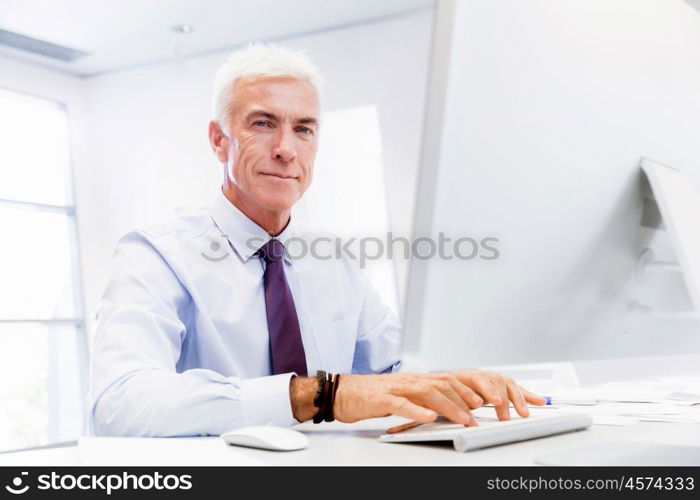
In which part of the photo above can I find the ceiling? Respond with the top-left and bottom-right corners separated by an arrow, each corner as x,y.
0,0 -> 433,77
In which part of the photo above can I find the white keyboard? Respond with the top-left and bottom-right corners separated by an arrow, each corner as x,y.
378,413 -> 593,452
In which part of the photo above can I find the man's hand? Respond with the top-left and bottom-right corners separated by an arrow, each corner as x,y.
448,370 -> 546,421
332,371 -> 546,425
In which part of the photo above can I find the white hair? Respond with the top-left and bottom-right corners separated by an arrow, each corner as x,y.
212,43 -> 324,134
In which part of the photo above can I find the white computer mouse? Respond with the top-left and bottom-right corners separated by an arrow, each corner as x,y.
221,426 -> 309,451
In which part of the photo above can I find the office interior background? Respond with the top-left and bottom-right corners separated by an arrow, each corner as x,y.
1,0 -> 700,452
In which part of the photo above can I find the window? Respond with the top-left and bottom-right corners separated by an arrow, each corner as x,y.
0,87 -> 86,451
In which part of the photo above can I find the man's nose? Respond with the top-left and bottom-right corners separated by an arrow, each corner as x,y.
271,128 -> 297,163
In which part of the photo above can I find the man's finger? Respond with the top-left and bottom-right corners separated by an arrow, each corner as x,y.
522,388 -> 547,406
464,373 -> 504,408
420,387 -> 473,425
467,373 -> 511,421
386,395 -> 437,423
492,379 -> 511,421
436,381 -> 480,424
428,372 -> 484,409
453,371 -> 522,420
507,381 -> 530,418
444,377 -> 484,409
435,381 -> 470,412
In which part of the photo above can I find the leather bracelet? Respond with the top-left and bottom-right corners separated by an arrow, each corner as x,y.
328,373 -> 341,422
324,373 -> 340,422
313,370 -> 340,424
313,370 -> 327,409
313,370 -> 328,424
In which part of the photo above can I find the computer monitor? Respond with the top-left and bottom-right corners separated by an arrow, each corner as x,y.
402,0 -> 700,369
641,159 -> 700,313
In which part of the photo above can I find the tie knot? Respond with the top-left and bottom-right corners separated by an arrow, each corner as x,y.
258,238 -> 285,263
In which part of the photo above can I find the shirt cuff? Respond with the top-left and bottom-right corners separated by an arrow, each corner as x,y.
239,372 -> 297,427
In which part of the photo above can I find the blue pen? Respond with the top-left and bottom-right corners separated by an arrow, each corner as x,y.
544,396 -> 598,406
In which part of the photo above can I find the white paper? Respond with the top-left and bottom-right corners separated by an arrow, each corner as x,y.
590,415 -> 638,426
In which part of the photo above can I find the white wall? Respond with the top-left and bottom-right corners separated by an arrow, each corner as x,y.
82,8 -> 433,325
411,0 -> 700,368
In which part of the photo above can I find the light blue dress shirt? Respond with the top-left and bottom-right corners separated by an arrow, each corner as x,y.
88,188 -> 402,437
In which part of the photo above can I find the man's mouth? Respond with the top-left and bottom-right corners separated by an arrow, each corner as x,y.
260,172 -> 298,180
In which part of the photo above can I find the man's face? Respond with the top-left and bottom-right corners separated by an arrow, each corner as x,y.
221,76 -> 319,212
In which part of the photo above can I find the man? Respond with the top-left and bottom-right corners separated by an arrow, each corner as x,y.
88,44 -> 544,436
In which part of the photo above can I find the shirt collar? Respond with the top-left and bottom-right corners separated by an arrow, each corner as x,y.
207,187 -> 295,264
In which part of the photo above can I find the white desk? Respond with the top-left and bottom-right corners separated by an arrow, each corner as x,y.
1,418 -> 698,466
2,354 -> 699,466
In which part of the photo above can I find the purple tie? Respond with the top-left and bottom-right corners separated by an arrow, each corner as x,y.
259,239 -> 307,376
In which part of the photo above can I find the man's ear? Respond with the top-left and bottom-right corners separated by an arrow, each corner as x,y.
208,120 -> 229,163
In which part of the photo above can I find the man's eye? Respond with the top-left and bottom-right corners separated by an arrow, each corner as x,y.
296,126 -> 313,135
253,121 -> 271,128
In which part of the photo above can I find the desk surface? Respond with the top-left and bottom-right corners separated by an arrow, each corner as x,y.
1,417 -> 698,466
